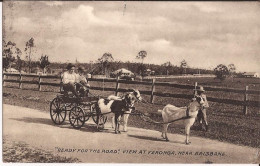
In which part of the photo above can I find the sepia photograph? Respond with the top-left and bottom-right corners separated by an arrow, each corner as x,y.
2,0 -> 260,164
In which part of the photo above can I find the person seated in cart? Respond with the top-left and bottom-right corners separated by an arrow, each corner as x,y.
61,63 -> 79,97
75,66 -> 90,97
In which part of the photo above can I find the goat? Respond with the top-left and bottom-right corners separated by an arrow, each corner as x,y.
107,89 -> 142,132
158,96 -> 205,145
96,90 -> 141,134
107,95 -> 123,129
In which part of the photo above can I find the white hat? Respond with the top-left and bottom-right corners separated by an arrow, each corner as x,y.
194,86 -> 205,92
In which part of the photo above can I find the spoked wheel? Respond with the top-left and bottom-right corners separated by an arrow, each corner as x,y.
69,106 -> 85,129
81,105 -> 91,122
91,104 -> 107,125
50,97 -> 67,125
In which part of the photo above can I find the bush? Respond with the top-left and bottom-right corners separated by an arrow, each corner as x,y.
214,64 -> 229,81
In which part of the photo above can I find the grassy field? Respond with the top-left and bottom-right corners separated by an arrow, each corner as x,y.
3,76 -> 260,148
3,136 -> 80,163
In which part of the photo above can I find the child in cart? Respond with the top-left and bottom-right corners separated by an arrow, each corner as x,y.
76,66 -> 90,97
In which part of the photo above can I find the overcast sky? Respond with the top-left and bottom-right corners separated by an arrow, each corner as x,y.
3,1 -> 260,73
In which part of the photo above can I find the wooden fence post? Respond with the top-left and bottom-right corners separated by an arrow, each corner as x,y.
115,76 -> 120,96
194,82 -> 198,96
38,75 -> 42,91
243,86 -> 248,115
4,74 -> 9,86
150,78 -> 156,103
3,74 -> 6,86
19,73 -> 23,89
60,75 -> 63,92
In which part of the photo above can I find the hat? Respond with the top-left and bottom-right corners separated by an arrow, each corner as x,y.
66,63 -> 75,70
194,86 -> 205,92
78,66 -> 85,72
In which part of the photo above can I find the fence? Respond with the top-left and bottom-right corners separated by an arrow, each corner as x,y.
3,72 -> 260,115
144,74 -> 215,79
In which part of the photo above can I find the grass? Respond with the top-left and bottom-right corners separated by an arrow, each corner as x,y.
3,76 -> 260,148
156,77 -> 260,89
3,136 -> 80,163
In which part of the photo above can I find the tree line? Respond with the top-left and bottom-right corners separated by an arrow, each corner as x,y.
3,38 -> 238,81
3,38 -> 50,73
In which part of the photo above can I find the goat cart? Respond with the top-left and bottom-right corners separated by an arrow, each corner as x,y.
49,94 -> 107,129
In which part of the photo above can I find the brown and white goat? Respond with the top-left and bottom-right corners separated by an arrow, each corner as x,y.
96,90 -> 141,134
158,96 -> 205,144
107,89 -> 142,132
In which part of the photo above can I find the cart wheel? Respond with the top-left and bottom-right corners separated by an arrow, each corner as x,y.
50,97 -> 67,125
69,106 -> 85,129
91,105 -> 107,125
82,105 -> 91,122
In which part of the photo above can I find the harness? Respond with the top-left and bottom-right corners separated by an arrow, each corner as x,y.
114,93 -> 137,111
122,97 -> 135,111
186,107 -> 190,118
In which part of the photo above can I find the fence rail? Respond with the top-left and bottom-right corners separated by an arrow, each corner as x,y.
3,73 -> 260,114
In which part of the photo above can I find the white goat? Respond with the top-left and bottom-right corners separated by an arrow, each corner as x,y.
158,96 -> 205,145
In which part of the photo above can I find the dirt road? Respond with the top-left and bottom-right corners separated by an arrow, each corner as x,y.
3,104 -> 259,163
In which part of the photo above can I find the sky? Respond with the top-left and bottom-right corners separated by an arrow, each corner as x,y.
3,1 -> 260,73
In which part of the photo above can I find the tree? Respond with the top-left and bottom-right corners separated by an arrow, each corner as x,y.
16,55 -> 23,72
14,48 -> 23,71
162,61 -> 172,75
180,59 -> 187,74
214,64 -> 229,81
136,50 -> 147,79
228,64 -> 236,82
136,50 -> 147,63
24,37 -> 35,73
137,64 -> 147,76
98,53 -> 114,77
38,55 -> 50,74
15,47 -> 22,57
3,41 -> 18,71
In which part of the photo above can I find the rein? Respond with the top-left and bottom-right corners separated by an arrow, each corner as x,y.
87,91 -> 100,99
140,98 -> 150,104
90,108 -> 194,125
128,110 -> 193,124
140,114 -> 192,124
121,109 -> 194,124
